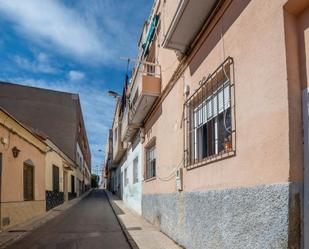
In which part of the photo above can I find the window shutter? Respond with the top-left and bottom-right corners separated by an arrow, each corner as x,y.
218,85 -> 230,113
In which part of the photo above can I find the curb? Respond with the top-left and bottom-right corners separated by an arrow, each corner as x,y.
104,190 -> 139,249
0,189 -> 93,249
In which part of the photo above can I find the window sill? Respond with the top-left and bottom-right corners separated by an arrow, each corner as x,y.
186,150 -> 236,170
144,177 -> 157,182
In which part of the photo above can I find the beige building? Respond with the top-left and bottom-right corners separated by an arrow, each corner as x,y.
0,107 -> 47,230
44,138 -> 75,210
0,82 -> 92,198
109,0 -> 309,248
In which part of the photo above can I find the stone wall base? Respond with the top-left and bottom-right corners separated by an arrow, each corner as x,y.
142,182 -> 302,249
0,200 -> 45,230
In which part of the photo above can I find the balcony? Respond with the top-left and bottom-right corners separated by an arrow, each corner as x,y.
112,122 -> 126,164
121,61 -> 161,142
162,0 -> 219,52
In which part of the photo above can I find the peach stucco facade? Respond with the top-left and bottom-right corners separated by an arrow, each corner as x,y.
0,108 -> 47,230
107,0 -> 308,247
142,0 -> 306,194
139,0 -> 308,248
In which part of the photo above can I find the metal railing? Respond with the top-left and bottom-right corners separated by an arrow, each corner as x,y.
129,60 -> 161,107
184,57 -> 235,168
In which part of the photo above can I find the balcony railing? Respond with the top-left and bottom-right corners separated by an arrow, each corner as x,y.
112,122 -> 126,164
121,61 -> 161,142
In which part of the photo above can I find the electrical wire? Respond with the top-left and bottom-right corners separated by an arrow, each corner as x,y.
157,156 -> 184,182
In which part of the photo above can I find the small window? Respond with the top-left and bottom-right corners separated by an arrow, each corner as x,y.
133,157 -> 139,183
124,168 -> 128,186
146,144 -> 156,179
24,163 -> 34,201
52,165 -> 60,192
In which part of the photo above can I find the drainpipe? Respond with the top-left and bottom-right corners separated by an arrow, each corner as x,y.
302,88 -> 309,249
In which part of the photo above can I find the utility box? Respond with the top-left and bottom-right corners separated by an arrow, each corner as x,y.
176,168 -> 183,191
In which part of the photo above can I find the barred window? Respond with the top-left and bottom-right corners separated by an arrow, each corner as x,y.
184,58 -> 235,167
146,144 -> 156,179
24,163 -> 34,201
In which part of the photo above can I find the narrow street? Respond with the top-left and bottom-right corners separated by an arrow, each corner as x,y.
6,190 -> 131,249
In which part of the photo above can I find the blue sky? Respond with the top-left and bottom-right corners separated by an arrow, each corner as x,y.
0,0 -> 153,175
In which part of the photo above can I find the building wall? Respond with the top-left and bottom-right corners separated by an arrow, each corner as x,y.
121,135 -> 142,214
45,149 -> 73,210
45,151 -> 65,192
0,111 -> 46,230
68,167 -> 83,198
141,0 -> 305,248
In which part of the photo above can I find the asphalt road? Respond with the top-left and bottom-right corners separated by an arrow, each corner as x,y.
6,190 -> 131,249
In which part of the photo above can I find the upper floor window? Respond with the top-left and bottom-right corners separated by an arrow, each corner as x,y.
184,58 -> 235,167
145,143 -> 156,179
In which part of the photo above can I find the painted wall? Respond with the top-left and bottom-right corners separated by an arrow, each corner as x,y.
0,110 -> 46,230
140,0 -> 306,248
143,0 -> 295,194
45,150 -> 65,192
121,135 -> 143,214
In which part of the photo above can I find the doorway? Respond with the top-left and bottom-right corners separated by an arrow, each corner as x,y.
63,171 -> 68,202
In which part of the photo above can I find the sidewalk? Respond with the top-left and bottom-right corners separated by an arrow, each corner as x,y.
105,190 -> 183,249
0,189 -> 92,249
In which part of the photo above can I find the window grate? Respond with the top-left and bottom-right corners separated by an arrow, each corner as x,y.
146,144 -> 156,179
184,57 -> 235,168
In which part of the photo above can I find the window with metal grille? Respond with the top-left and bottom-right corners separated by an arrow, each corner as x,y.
24,163 -> 34,201
184,57 -> 235,168
133,157 -> 139,183
52,165 -> 60,192
146,144 -> 156,179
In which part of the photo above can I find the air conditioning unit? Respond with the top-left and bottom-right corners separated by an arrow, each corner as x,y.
176,168 -> 183,191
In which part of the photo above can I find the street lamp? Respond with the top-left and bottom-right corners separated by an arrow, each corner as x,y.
107,90 -> 121,98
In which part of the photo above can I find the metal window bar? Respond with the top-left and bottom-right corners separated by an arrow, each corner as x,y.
184,57 -> 235,168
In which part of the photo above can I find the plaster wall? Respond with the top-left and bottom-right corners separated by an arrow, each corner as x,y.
45,151 -> 64,192
0,126 -> 46,202
121,137 -> 142,214
143,0 -> 293,195
0,113 -> 46,229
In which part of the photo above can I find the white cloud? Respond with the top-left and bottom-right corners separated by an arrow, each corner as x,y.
68,70 -> 85,82
13,52 -> 58,74
0,0 -> 105,62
